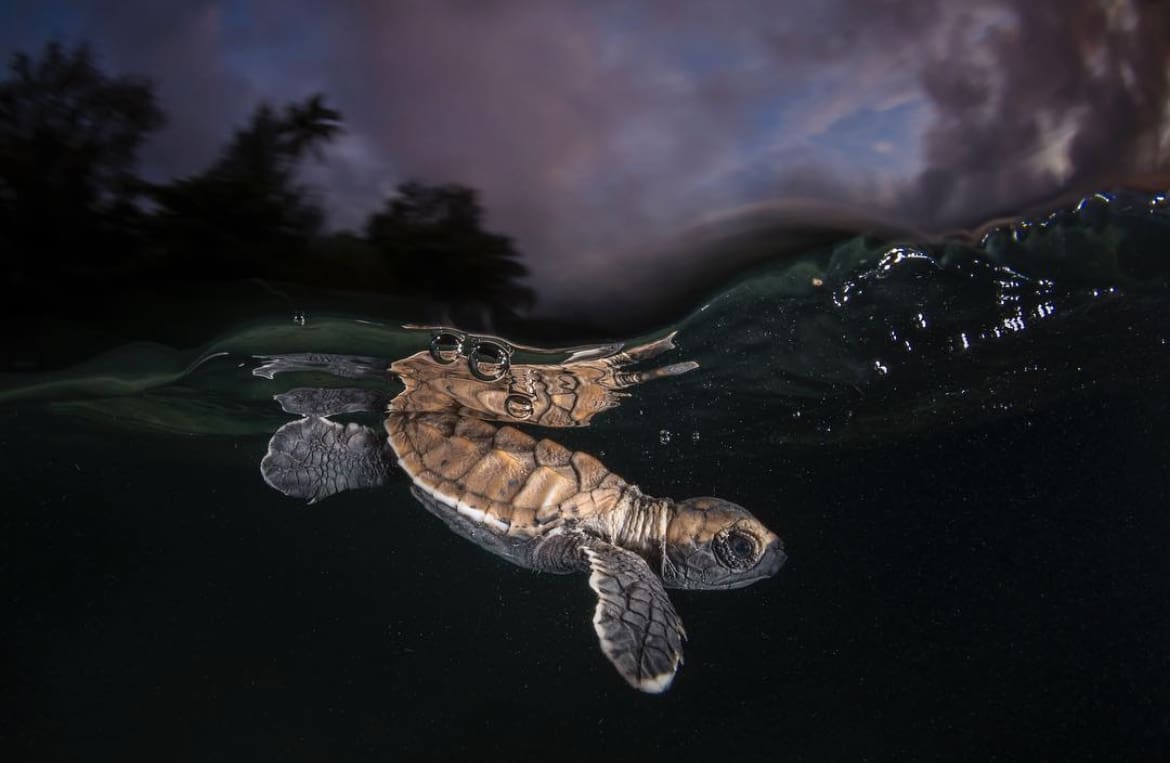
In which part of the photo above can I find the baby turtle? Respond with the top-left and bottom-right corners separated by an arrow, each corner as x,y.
259,332 -> 785,692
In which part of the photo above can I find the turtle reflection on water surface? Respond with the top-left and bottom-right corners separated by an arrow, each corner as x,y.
258,330 -> 785,693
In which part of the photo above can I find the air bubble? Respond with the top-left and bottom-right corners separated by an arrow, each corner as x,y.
659,429 -> 672,445
292,311 -> 307,326
1075,193 -> 1113,227
504,394 -> 534,420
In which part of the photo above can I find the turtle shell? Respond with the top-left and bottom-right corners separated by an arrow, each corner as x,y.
386,412 -> 634,538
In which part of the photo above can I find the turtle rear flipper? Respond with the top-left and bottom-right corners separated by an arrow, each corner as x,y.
582,540 -> 686,693
261,416 -> 391,504
275,387 -> 392,417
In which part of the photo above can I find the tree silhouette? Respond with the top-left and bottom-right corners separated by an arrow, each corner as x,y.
0,41 -> 164,270
365,181 -> 535,311
0,40 -> 538,324
149,94 -> 342,277
280,94 -> 342,160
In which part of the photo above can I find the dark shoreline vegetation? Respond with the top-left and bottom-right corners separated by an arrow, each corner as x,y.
1,42 -> 561,345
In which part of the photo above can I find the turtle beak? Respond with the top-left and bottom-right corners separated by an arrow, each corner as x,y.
763,537 -> 787,577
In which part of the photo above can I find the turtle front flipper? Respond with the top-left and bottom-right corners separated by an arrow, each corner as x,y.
582,539 -> 686,693
261,416 -> 391,503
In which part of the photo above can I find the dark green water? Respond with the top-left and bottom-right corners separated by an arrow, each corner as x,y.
3,191 -> 1170,760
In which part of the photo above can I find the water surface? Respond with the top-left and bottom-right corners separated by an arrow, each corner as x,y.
3,190 -> 1169,760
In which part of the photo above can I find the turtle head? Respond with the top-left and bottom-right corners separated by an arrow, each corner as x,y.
660,497 -> 786,590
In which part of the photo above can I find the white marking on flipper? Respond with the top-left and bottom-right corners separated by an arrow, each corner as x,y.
583,545 -> 684,694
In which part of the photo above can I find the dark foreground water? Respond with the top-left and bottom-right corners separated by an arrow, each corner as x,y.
3,191 -> 1170,761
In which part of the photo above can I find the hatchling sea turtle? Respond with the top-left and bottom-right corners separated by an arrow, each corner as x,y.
258,331 -> 785,692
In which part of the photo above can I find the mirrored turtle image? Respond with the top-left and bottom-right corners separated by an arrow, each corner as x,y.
257,330 -> 785,692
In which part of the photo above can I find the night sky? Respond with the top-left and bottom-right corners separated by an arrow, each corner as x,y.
2,0 -> 1168,309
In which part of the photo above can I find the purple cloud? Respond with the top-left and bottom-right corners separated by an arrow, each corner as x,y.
2,0 -> 1166,316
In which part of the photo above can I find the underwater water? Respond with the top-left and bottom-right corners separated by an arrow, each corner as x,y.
3,190 -> 1170,760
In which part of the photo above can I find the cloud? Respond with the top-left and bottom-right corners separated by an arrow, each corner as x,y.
1,0 -> 1166,319
77,0 -> 260,180
906,0 -> 1170,226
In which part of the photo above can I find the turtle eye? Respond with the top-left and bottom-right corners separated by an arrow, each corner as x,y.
713,528 -> 760,570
